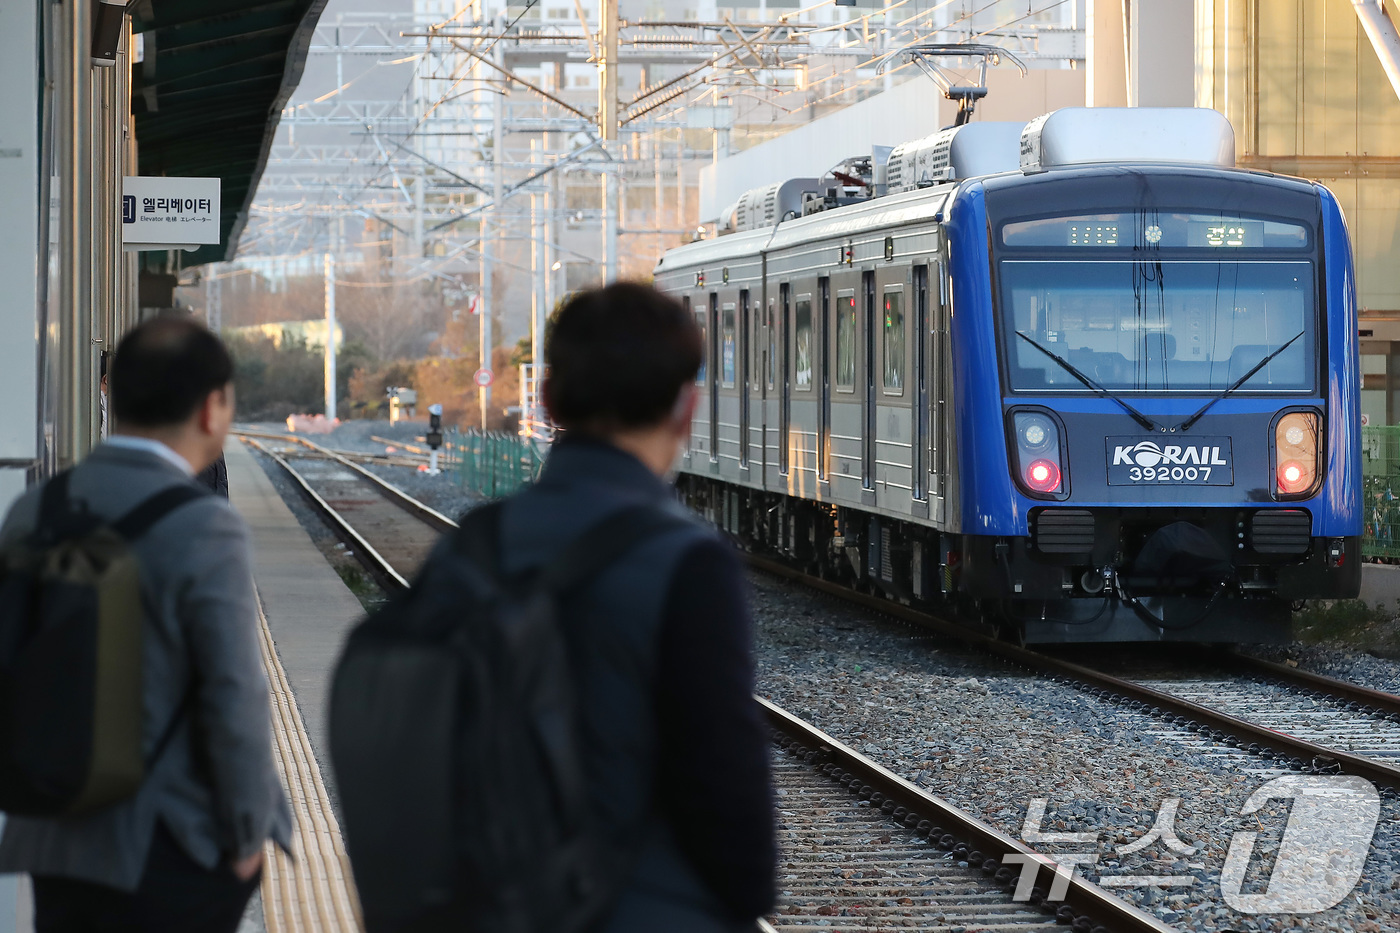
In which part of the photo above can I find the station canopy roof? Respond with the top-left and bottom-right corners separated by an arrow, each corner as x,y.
130,0 -> 328,266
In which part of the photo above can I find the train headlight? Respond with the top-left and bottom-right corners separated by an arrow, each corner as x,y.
1017,413 -> 1055,453
1273,410 -> 1320,499
1009,409 -> 1067,497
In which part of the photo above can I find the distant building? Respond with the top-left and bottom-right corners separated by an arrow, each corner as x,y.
228,320 -> 344,351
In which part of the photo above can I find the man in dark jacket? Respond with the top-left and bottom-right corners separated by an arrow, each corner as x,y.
502,282 -> 776,931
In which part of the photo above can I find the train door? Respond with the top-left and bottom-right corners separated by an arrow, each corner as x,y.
709,292 -> 719,462
765,296 -> 777,481
834,286 -> 857,486
689,295 -> 708,457
862,270 -> 876,490
683,295 -> 694,455
779,282 -> 791,475
818,276 -> 830,482
912,265 -> 928,501
739,289 -> 751,468
934,257 -> 949,512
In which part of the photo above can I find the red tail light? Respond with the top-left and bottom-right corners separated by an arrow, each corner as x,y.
1277,460 -> 1308,494
1026,459 -> 1061,493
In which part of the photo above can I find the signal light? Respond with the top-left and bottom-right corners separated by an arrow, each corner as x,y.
1277,460 -> 1307,493
1026,459 -> 1061,492
1273,411 -> 1320,497
1010,410 -> 1066,497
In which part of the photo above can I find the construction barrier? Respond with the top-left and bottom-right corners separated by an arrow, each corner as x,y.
1364,425 -> 1400,560
446,429 -> 547,499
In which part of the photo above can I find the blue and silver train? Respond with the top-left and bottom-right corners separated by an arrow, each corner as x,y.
654,108 -> 1361,643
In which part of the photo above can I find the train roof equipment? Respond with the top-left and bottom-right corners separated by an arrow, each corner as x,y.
885,123 -> 1026,193
718,178 -> 820,236
711,107 -> 1242,237
876,42 -> 1028,127
1019,107 -> 1236,173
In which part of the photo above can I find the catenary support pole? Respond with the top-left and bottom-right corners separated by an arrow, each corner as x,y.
324,253 -> 336,421
604,168 -> 619,283
531,140 -> 546,395
480,17 -> 506,429
600,0 -> 619,282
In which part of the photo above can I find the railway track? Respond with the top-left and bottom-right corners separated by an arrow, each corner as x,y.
1112,659 -> 1400,772
237,427 -> 434,468
764,700 -> 1170,933
248,446 -> 1169,933
748,555 -> 1400,793
240,434 -> 451,588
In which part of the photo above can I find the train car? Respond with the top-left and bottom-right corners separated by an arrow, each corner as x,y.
654,107 -> 1361,644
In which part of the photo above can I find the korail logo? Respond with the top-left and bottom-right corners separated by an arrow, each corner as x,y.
1112,440 -> 1229,468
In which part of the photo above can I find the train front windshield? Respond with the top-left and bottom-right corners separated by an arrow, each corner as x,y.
996,210 -> 1318,395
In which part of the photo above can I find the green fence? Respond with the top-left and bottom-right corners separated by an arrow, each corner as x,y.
1364,425 -> 1400,559
446,429 -> 548,499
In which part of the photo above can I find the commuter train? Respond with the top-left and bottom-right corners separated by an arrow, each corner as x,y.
654,107 -> 1361,644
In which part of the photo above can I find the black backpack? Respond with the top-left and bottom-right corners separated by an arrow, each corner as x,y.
330,501 -> 691,933
0,471 -> 206,816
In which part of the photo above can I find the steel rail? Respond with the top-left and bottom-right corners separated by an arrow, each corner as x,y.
762,697 -> 1174,933
235,429 -> 458,532
241,436 -> 413,591
233,428 -> 431,466
747,555 -> 1400,790
1229,651 -> 1400,716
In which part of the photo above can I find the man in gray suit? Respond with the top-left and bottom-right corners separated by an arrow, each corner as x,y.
0,317 -> 292,932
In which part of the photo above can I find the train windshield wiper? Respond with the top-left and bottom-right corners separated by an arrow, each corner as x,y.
1176,330 -> 1306,432
1015,331 -> 1160,432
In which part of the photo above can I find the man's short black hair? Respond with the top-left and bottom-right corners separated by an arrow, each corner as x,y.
110,316 -> 235,427
545,282 -> 701,432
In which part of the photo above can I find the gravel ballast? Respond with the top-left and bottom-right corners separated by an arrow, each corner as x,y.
750,573 -> 1400,933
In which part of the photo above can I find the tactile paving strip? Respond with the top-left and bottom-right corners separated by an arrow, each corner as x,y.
256,596 -> 363,933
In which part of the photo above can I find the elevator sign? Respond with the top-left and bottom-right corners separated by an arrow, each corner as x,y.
122,176 -> 221,251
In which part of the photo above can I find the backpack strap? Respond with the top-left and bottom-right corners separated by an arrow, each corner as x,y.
449,500 -> 694,595
538,505 -> 696,595
111,484 -> 210,541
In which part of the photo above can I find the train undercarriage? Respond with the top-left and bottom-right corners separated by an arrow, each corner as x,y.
679,475 -> 1360,644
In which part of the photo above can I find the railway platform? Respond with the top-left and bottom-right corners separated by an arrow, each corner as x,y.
226,438 -> 365,932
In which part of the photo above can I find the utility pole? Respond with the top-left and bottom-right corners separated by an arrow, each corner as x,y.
478,21 -> 506,430
599,0 -> 620,282
531,140 -> 546,371
527,139 -> 548,437
324,253 -> 337,421
413,171 -> 424,258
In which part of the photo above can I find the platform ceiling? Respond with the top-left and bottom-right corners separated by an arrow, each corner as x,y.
130,0 -> 328,266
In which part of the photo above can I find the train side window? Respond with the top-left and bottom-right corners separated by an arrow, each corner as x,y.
794,296 -> 813,390
721,303 -> 737,387
693,304 -> 707,385
883,287 -> 905,394
835,290 -> 856,390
